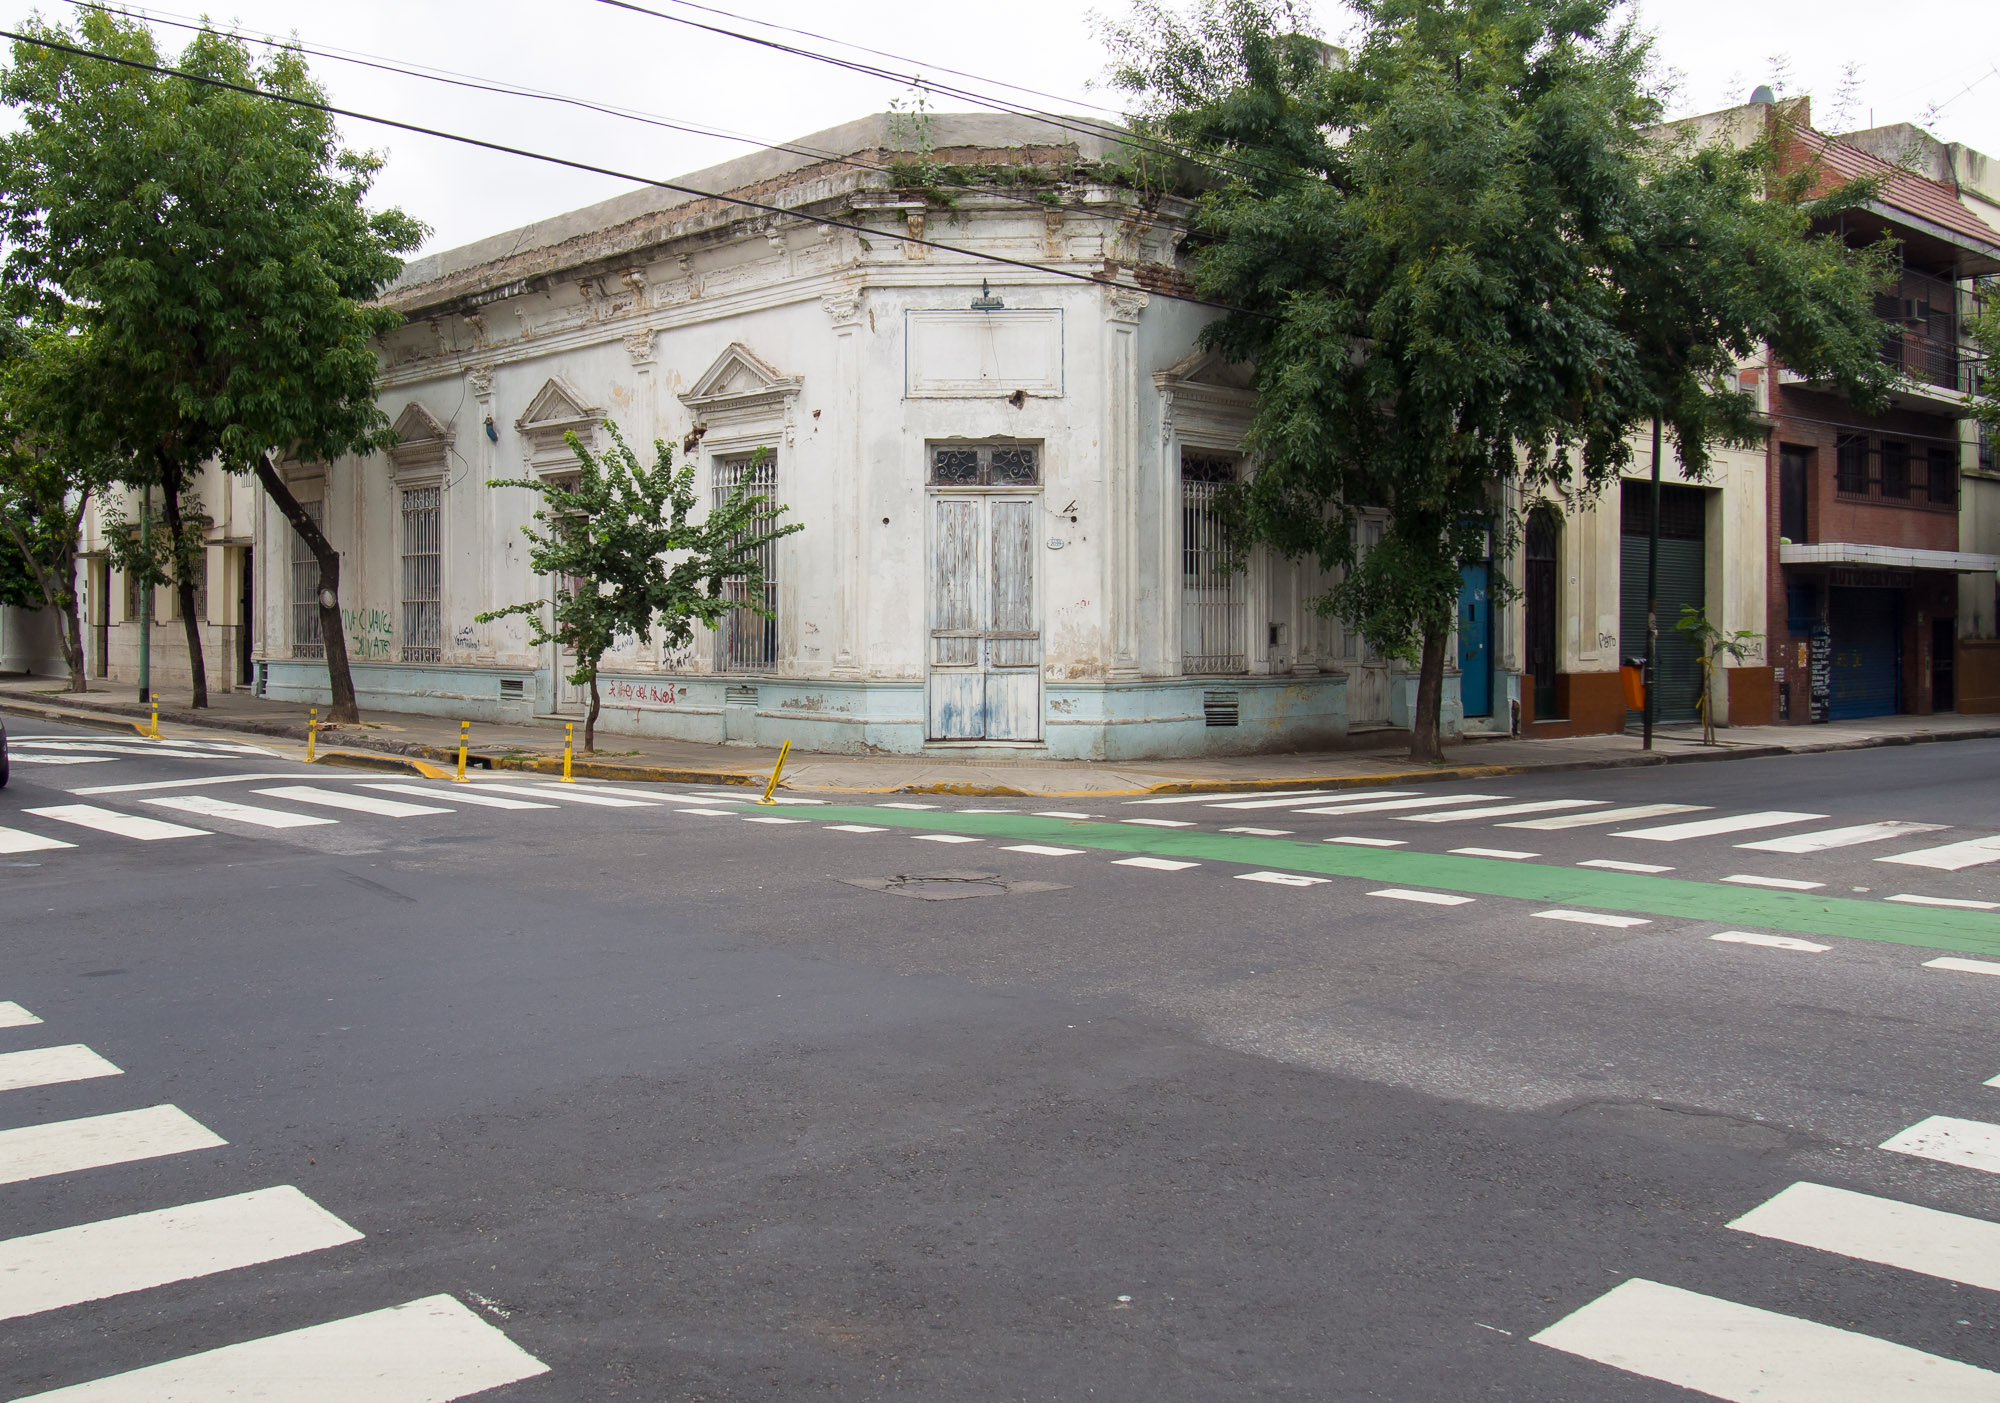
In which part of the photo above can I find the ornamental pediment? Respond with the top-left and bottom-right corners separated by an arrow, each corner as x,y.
515,376 -> 599,435
387,401 -> 451,474
678,343 -> 801,420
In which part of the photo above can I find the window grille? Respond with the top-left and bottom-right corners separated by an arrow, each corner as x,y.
928,443 -> 1040,486
1180,451 -> 1247,675
1879,441 -> 1911,501
1927,446 -> 1957,506
124,557 -> 141,625
400,485 -> 442,663
715,452 -> 781,672
1835,435 -> 1870,496
290,498 -> 325,659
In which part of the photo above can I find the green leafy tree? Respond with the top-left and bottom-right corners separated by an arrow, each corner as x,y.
1103,0 -> 1894,760
0,13 -> 425,718
0,321 -> 121,690
479,424 -> 802,754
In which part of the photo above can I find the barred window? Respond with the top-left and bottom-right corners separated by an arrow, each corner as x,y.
715,452 -> 780,672
290,498 -> 325,659
1181,451 -> 1247,675
187,548 -> 208,626
1928,446 -> 1958,506
1835,435 -> 1870,496
928,443 -> 1040,486
1879,441 -> 1910,500
400,485 -> 442,663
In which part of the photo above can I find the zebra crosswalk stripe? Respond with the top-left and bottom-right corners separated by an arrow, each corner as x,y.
1738,821 -> 1948,853
0,1106 -> 224,1187
1611,811 -> 1826,842
1533,1277 -> 2000,1402
1878,835 -> 2000,871
1879,1115 -> 2000,1175
0,1185 -> 362,1321
1729,1181 -> 2000,1292
362,782 -> 555,810
145,796 -> 336,830
0,1045 -> 123,1093
8,1294 -> 550,1402
1498,803 -> 1707,830
0,825 -> 75,855
24,805 -> 207,841
253,785 -> 451,818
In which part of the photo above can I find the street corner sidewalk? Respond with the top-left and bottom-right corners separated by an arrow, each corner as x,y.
3,673 -> 1998,797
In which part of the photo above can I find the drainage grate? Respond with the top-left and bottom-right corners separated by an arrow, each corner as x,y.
725,684 -> 759,707
1203,690 -> 1240,727
499,678 -> 525,701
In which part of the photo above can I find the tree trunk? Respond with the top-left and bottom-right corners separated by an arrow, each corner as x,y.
254,455 -> 360,723
584,671 -> 601,754
1408,622 -> 1450,764
159,478 -> 208,709
56,557 -> 85,692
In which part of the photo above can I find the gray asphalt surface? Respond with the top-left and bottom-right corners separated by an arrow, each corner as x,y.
1,717 -> 1996,1400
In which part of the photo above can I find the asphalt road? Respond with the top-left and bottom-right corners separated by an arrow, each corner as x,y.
1,716 -> 1998,1400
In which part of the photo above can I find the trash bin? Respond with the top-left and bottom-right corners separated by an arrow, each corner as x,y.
1619,658 -> 1646,711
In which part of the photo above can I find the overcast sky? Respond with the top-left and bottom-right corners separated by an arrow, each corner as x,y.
0,0 -> 1993,257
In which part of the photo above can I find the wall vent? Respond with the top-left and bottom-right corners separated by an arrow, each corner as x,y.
725,684 -> 760,707
499,678 -> 525,701
1203,690 -> 1241,727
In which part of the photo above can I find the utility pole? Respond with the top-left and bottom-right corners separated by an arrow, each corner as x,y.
136,483 -> 151,704
1643,414 -> 1661,751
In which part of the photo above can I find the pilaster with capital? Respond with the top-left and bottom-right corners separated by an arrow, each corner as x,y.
1103,286 -> 1149,678
824,285 -> 866,674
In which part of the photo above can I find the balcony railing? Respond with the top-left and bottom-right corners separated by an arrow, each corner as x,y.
1875,267 -> 1981,391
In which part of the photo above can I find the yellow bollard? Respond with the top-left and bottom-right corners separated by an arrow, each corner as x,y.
307,706 -> 317,763
455,719 -> 470,783
759,739 -> 792,805
562,723 -> 574,783
149,693 -> 160,739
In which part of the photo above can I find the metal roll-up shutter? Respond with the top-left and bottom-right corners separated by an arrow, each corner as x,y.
1828,587 -> 1901,719
1619,482 -> 1708,726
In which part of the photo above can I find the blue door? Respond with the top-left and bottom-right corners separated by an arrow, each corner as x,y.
1458,563 -> 1493,718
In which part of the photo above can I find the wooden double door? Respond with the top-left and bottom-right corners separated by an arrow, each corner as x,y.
928,494 -> 1042,741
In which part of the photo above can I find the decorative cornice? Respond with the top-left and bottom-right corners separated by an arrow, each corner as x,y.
1105,286 -> 1149,323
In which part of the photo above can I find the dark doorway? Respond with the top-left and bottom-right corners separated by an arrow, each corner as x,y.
1620,481 -> 1708,725
237,547 -> 254,687
1778,445 -> 1810,544
1933,617 -> 1955,712
1523,507 -> 1559,720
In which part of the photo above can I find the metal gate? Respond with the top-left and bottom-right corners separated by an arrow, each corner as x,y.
1829,587 -> 1902,719
928,495 -> 1041,740
1620,481 -> 1707,725
1181,452 -> 1246,673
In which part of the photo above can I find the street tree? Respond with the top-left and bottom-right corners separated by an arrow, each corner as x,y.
479,425 -> 801,754
0,12 -> 425,719
0,322 -> 120,691
1102,0 -> 1894,760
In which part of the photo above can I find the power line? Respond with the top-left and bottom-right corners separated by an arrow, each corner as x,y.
63,0 -> 1145,231
0,28 -> 1246,318
586,0 -> 1292,192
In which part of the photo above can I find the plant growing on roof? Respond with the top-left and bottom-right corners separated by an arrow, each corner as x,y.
478,424 -> 800,754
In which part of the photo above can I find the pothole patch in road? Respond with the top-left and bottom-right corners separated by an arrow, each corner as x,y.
838,869 -> 1070,901
1560,1099 -> 1794,1155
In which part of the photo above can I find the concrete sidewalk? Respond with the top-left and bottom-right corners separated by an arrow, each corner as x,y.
5,673 -> 1998,796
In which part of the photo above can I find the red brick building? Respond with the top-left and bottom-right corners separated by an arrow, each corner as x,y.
1761,105 -> 2000,724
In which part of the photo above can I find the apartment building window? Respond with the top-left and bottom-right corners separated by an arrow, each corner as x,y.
1835,435 -> 1870,496
400,485 -> 442,663
1981,421 -> 1996,474
1180,450 -> 1247,675
1927,446 -> 1958,506
714,451 -> 780,671
187,550 -> 208,626
290,499 -> 325,659
1879,441 -> 1911,500
1778,445 -> 1811,543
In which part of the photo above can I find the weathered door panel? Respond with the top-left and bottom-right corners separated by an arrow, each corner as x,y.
929,498 -> 985,738
985,498 -> 1041,740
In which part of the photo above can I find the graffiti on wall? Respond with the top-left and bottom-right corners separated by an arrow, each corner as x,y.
602,679 -> 684,709
344,607 -> 393,660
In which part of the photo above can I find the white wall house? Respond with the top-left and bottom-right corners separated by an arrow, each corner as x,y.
240,113 -> 1425,759
49,112 -> 1779,755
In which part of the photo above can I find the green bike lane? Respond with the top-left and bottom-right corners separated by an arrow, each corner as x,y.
805,804 -> 2000,960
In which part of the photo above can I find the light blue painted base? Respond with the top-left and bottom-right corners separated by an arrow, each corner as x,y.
255,660 -> 1465,759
